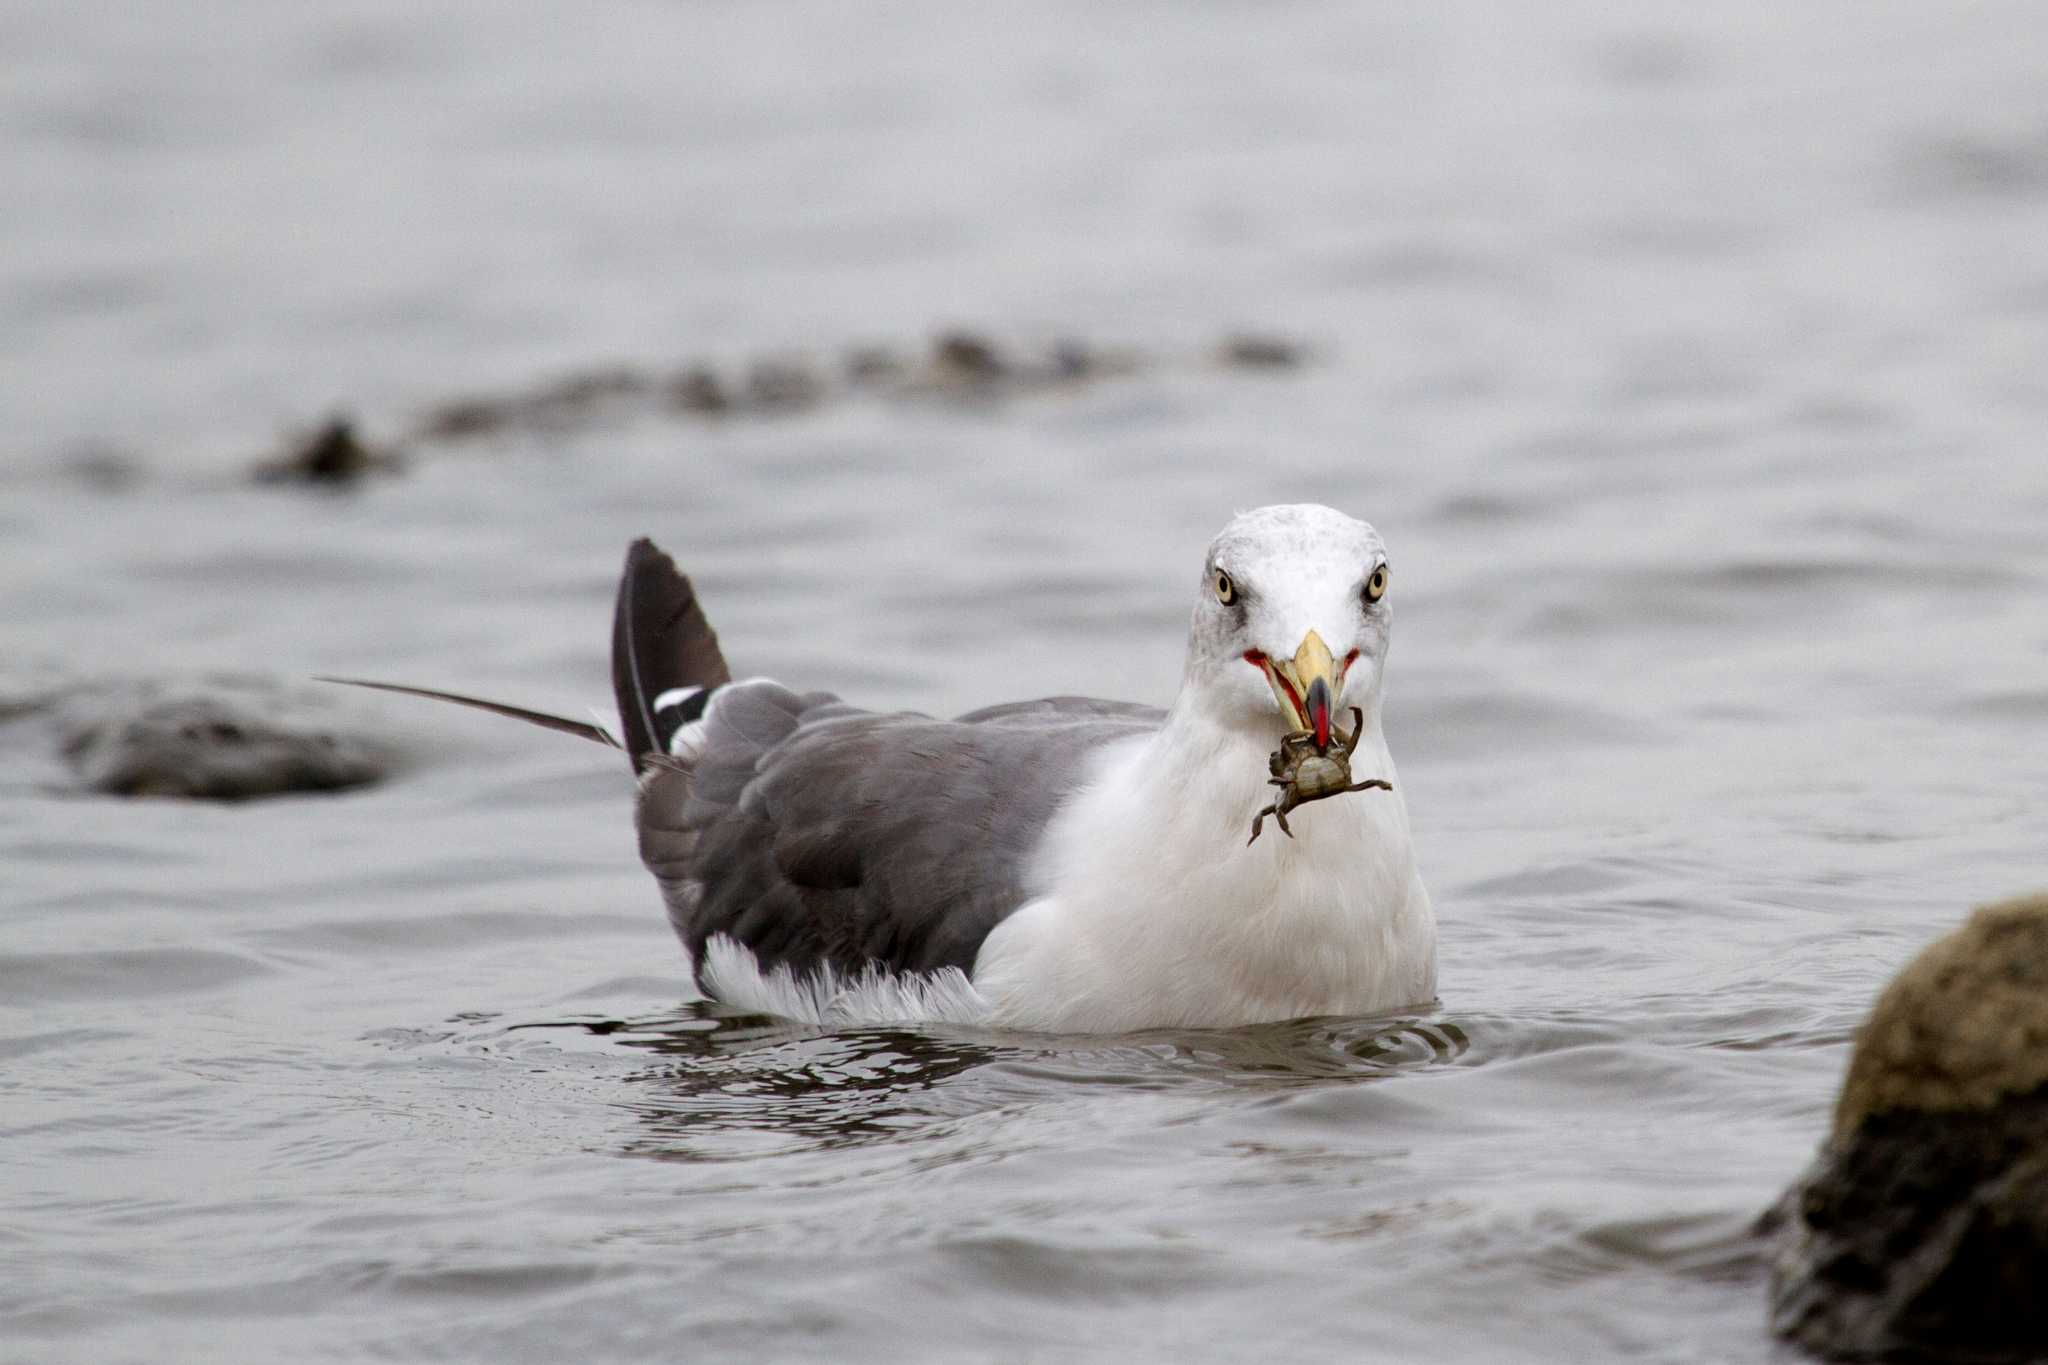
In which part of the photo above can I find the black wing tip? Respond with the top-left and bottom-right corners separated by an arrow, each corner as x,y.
612,535 -> 731,774
623,537 -> 673,578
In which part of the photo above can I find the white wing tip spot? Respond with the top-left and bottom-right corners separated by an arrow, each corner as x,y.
652,685 -> 703,714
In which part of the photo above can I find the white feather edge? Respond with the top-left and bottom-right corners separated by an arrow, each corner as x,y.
698,933 -> 993,1027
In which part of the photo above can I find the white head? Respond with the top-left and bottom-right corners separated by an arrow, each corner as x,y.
1178,504 -> 1394,746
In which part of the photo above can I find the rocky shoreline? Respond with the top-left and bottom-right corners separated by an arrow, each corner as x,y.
254,328 -> 1308,486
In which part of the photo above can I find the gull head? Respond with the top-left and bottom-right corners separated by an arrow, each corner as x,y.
1180,504 -> 1394,748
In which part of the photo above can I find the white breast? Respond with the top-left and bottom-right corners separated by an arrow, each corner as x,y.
972,719 -> 1436,1032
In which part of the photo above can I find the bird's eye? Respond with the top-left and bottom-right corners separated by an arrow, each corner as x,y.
1363,564 -> 1389,604
1214,570 -> 1237,605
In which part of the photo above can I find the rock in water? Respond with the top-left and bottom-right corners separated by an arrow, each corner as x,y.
1764,893 -> 2048,1361
60,679 -> 389,800
1218,332 -> 1305,369
253,416 -> 400,485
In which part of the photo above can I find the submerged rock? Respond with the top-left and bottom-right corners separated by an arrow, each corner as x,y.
417,396 -> 510,441
931,330 -> 1006,385
59,678 -> 391,800
1218,332 -> 1307,369
842,344 -> 905,385
743,357 -> 826,410
66,443 -> 145,492
902,331 -> 1139,398
277,327 -> 1314,455
416,366 -> 649,442
531,366 -> 648,412
667,365 -> 731,415
1764,894 -> 2048,1362
0,663 -> 70,724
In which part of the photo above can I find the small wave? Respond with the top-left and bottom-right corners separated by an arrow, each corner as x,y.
0,948 -> 272,1002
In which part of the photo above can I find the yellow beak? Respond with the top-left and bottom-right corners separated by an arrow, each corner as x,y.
1258,629 -> 1341,750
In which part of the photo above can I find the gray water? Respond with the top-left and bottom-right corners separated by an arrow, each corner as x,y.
6,2 -> 2048,1360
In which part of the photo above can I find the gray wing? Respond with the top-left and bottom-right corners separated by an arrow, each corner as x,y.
636,683 -> 1161,985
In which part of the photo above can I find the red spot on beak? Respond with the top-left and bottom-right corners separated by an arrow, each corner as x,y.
1305,676 -> 1333,750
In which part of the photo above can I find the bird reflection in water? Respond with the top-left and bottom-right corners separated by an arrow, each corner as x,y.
502,1005 -> 1471,1162
509,1003 -> 1008,1160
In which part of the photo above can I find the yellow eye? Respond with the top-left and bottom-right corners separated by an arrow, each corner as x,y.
1214,570 -> 1237,604
1363,564 -> 1389,604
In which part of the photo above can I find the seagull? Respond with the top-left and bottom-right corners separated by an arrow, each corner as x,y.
335,504 -> 1435,1032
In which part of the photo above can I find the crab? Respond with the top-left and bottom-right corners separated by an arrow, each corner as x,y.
1248,705 -> 1393,844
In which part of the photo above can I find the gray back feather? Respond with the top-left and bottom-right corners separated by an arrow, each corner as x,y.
637,683 -> 1161,983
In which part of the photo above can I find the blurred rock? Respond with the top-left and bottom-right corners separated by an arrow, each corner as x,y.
515,366 -> 651,431
842,345 -> 905,385
743,357 -> 826,410
416,367 -> 648,442
254,416 -> 401,485
1763,894 -> 2048,1362
0,662 -> 70,723
1050,337 -> 1141,384
59,678 -> 391,800
667,365 -> 730,415
377,328 -> 1308,449
1219,333 -> 1306,369
417,396 -> 508,441
535,366 -> 647,410
66,443 -> 145,492
931,330 -> 1005,385
1049,337 -> 1096,380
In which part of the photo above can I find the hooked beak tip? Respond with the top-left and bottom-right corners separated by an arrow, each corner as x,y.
1305,676 -> 1333,750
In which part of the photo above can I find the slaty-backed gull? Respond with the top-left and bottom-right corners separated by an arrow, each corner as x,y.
336,504 -> 1435,1032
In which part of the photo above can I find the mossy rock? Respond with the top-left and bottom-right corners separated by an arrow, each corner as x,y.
1767,895 -> 2048,1362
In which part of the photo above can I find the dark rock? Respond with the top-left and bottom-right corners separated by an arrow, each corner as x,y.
1050,338 -> 1095,380
416,368 -> 647,443
273,328 -> 1188,454
932,331 -> 1005,384
1219,333 -> 1306,369
668,365 -> 730,414
1765,894 -> 2048,1362
254,417 -> 400,485
499,366 -> 650,432
530,366 -> 647,415
60,681 -> 390,801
